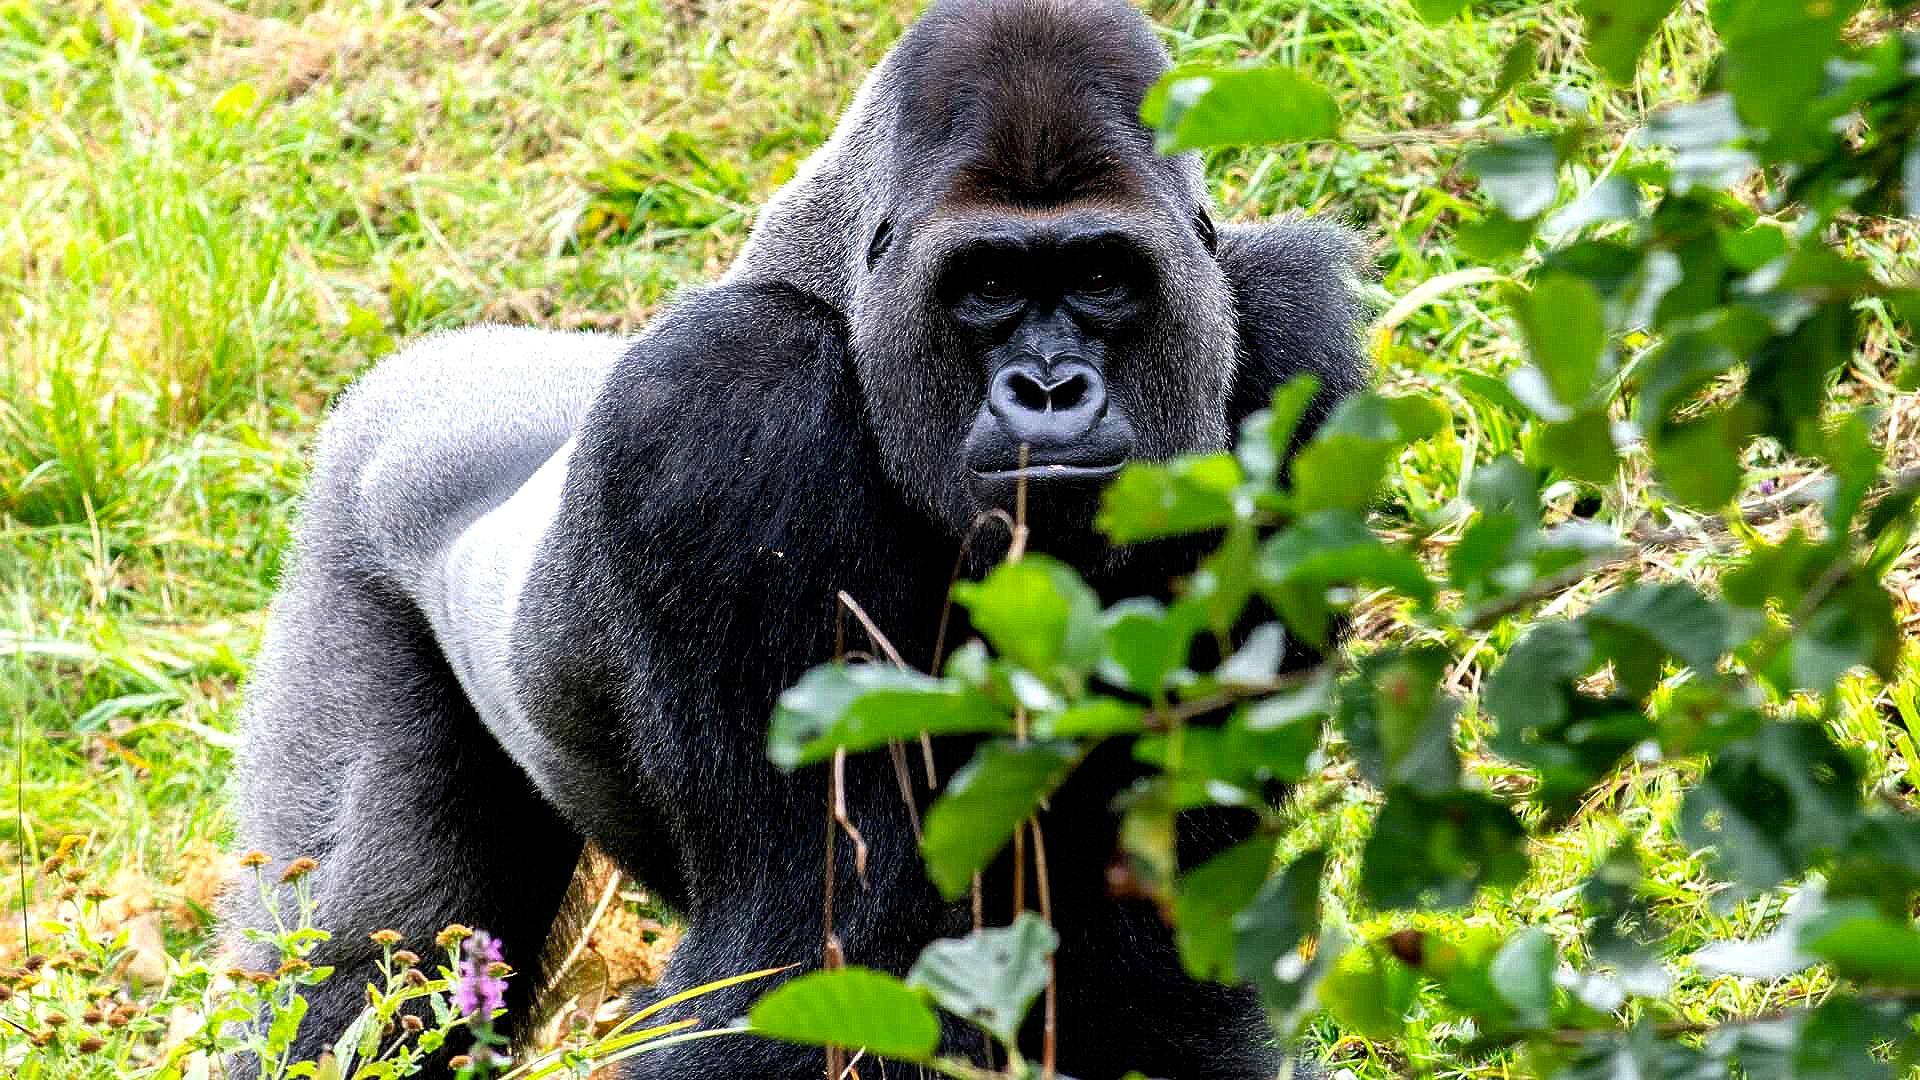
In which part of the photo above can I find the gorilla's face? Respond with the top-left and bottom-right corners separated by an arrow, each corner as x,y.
852,194 -> 1238,559
836,0 -> 1241,562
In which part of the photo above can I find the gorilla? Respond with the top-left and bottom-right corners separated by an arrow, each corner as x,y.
228,1 -> 1365,1077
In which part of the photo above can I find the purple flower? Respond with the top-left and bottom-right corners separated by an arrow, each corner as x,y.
452,931 -> 507,1020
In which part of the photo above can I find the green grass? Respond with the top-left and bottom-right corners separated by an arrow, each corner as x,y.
2,0 -> 1915,1075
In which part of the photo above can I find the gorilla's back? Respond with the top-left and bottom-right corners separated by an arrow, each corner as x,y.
237,326 -> 626,853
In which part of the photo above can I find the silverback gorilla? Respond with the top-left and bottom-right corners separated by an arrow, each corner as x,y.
229,1 -> 1366,1076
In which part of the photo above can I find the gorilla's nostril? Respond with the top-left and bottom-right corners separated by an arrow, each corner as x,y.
1008,371 -> 1051,413
1047,372 -> 1088,411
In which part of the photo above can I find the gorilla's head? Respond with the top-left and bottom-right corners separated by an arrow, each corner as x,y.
730,0 -> 1264,560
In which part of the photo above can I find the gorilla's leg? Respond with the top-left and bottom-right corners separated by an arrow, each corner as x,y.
1050,900 -> 1292,1080
228,566 -> 583,1076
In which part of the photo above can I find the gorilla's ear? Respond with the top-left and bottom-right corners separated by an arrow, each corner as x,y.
1215,220 -> 1372,450
866,218 -> 895,269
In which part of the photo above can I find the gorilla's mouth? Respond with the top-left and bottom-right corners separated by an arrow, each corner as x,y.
972,461 -> 1125,484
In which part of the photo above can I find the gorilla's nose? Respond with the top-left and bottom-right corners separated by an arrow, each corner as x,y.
988,360 -> 1107,446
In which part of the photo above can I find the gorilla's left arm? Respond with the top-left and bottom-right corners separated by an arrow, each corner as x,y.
1217,219 -> 1372,441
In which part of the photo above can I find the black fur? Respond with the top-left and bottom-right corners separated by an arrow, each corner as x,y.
228,2 -> 1368,1078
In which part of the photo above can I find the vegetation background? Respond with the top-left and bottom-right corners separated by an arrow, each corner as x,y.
2,0 -> 1914,1075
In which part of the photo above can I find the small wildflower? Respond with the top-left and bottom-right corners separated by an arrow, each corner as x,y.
247,971 -> 276,986
448,1055 -> 473,1070
104,1011 -> 129,1029
277,958 -> 312,977
44,1011 -> 69,1027
435,923 -> 474,949
451,931 -> 508,1020
58,885 -> 79,902
77,1036 -> 106,1053
370,928 -> 403,947
401,1014 -> 425,1033
280,856 -> 319,883
62,865 -> 86,883
23,954 -> 47,973
404,968 -> 429,988
83,886 -> 109,902
239,850 -> 270,868
82,1006 -> 104,1024
393,949 -> 420,968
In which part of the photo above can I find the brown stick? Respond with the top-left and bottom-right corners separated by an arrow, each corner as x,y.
1031,819 -> 1058,1080
837,590 -> 924,839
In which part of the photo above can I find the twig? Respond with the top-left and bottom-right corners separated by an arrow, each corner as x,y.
837,590 -> 925,840
1031,821 -> 1058,1080
541,861 -> 623,994
833,747 -> 869,885
929,509 -> 1019,789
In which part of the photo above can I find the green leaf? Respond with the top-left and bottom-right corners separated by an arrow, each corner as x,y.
1484,620 -> 1653,822
1587,582 -> 1731,686
1098,598 -> 1199,697
1320,949 -> 1418,1040
768,665 -> 1011,770
1492,35 -> 1539,102
1411,0 -> 1471,21
1799,907 -> 1920,989
1173,838 -> 1275,982
1517,272 -> 1608,407
1031,697 -> 1145,739
747,968 -> 940,1060
1361,787 -> 1529,910
1638,95 -> 1754,193
1537,409 -> 1619,485
1789,996 -> 1904,1080
1578,0 -> 1679,83
1714,0 -> 1861,147
1232,850 -> 1328,1017
1337,647 -> 1460,796
921,740 -> 1079,900
1489,927 -> 1557,1030
1096,453 -> 1243,543
906,913 -> 1058,1045
1467,136 -> 1560,221
1237,375 -> 1322,486
1652,407 -> 1752,509
1140,66 -> 1338,154
1680,723 -> 1863,900
1289,393 -> 1447,514
955,556 -> 1102,684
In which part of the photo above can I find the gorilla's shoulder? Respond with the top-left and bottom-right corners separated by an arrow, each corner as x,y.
565,278 -> 873,532
1217,218 -> 1374,435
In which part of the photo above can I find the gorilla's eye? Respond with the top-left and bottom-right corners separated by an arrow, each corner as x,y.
973,277 -> 1017,302
1079,270 -> 1118,296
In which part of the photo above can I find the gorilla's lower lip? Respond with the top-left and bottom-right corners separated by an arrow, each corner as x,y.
971,462 -> 1125,483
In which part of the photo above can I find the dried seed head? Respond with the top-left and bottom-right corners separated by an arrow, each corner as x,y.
44,1012 -> 69,1027
279,857 -> 319,883
276,958 -> 311,977
392,950 -> 420,968
82,1006 -> 104,1024
77,1035 -> 107,1054
447,1055 -> 473,1070
404,969 -> 428,988
485,961 -> 511,978
401,1014 -> 425,1033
